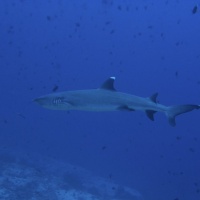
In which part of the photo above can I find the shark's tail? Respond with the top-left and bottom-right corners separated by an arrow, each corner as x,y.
166,104 -> 200,126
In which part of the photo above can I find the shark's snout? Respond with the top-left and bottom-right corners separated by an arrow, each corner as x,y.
33,97 -> 48,106
34,95 -> 71,110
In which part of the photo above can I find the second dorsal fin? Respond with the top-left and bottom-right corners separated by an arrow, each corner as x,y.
149,93 -> 158,103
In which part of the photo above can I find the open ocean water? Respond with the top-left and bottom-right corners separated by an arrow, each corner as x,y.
0,0 -> 200,200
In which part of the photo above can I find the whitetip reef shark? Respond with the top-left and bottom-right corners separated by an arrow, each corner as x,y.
34,77 -> 200,126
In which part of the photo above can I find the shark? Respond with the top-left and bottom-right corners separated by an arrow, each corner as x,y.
34,77 -> 200,126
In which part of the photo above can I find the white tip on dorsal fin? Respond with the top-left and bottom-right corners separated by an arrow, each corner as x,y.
100,76 -> 116,91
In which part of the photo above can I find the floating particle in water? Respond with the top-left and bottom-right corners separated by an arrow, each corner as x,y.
105,21 -> 111,25
102,145 -> 107,150
160,32 -> 165,39
192,5 -> 198,14
18,113 -> 26,119
193,137 -> 198,141
110,29 -> 115,34
189,147 -> 195,152
160,154 -> 164,159
176,136 -> 182,140
175,42 -> 180,46
7,25 -> 14,34
102,0 -> 113,6
52,85 -> 58,92
148,25 -> 153,29
75,22 -> 81,27
46,15 -> 52,21
118,5 -> 122,10
194,182 -> 198,187
109,173 -> 113,179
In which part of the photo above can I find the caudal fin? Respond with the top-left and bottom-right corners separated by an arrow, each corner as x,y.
166,105 -> 200,126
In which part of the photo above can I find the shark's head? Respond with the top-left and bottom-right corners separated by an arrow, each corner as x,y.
34,94 -> 72,110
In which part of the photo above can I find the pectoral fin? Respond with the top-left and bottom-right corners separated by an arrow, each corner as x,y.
146,110 -> 157,121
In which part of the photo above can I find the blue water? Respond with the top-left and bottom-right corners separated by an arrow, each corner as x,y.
0,0 -> 200,199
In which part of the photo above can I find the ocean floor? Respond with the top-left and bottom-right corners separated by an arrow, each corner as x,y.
0,153 -> 142,200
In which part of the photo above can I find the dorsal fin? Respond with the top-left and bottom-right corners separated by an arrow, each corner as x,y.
149,93 -> 158,103
100,77 -> 116,91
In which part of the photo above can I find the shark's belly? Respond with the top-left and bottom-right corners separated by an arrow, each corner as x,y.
72,102 -> 120,111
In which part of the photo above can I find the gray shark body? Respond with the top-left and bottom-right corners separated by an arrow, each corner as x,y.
34,77 -> 200,126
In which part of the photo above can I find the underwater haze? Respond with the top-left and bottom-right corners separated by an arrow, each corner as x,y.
0,0 -> 200,200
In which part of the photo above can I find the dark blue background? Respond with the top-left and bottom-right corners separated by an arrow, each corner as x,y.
0,0 -> 200,199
